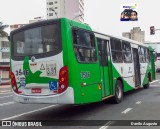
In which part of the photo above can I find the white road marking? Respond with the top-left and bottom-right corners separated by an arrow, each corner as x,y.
150,85 -> 158,87
0,91 -> 12,94
0,102 -> 15,107
0,95 -> 13,99
0,90 -> 11,92
99,121 -> 114,129
0,92 -> 12,95
99,125 -> 109,129
121,108 -> 132,114
151,80 -> 159,84
136,101 -> 142,104
2,105 -> 56,120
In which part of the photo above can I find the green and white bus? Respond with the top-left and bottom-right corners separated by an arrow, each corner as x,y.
10,18 -> 155,104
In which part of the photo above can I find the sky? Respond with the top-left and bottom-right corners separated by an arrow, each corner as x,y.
1,0 -> 160,42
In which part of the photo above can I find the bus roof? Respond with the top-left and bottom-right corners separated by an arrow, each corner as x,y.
10,18 -> 61,35
10,17 -> 150,49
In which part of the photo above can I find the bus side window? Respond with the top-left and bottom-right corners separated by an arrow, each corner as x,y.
72,29 -> 97,63
138,46 -> 146,63
72,31 -> 78,44
138,46 -> 143,63
110,38 -> 123,63
74,47 -> 85,61
145,48 -> 149,63
122,41 -> 132,63
97,38 -> 108,66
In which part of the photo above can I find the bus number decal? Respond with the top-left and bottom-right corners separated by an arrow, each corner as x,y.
15,69 -> 29,76
81,72 -> 90,79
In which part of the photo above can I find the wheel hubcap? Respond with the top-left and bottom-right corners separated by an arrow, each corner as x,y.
116,85 -> 122,99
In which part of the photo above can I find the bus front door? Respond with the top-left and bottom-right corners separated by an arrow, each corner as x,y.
132,48 -> 141,86
97,38 -> 111,97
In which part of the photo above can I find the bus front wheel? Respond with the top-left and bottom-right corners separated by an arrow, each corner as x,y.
112,80 -> 123,104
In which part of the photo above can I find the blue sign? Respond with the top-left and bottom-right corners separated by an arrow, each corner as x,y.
20,78 -> 26,87
49,81 -> 58,91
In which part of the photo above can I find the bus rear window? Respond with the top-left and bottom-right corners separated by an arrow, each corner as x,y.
12,22 -> 61,59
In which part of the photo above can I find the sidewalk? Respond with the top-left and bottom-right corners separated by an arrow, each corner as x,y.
0,84 -> 12,93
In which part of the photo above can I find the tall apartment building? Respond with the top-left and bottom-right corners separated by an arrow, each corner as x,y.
46,0 -> 84,23
122,27 -> 145,42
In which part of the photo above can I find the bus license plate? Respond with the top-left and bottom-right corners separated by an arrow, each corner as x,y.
31,88 -> 42,93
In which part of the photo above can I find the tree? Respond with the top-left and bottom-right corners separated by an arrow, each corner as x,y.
0,22 -> 9,37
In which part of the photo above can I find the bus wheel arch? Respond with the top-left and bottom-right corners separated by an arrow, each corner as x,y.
117,77 -> 124,91
112,78 -> 124,104
143,73 -> 151,89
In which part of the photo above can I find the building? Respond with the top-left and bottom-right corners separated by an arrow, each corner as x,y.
46,0 -> 84,23
122,32 -> 131,39
10,17 -> 45,32
10,24 -> 26,32
122,27 -> 145,42
0,36 -> 10,85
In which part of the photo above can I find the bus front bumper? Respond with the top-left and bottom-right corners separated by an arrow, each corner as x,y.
13,87 -> 74,104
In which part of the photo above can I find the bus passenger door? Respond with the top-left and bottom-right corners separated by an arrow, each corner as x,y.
132,48 -> 141,86
97,38 -> 111,97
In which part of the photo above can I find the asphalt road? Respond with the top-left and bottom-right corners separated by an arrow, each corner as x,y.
1,74 -> 160,129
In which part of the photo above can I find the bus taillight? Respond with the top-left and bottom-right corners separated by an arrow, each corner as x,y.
10,72 -> 21,94
58,66 -> 68,94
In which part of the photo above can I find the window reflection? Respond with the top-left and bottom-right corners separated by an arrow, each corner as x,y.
72,29 -> 97,63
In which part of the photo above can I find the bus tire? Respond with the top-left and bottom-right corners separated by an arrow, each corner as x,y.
112,80 -> 123,104
148,73 -> 152,82
143,76 -> 150,89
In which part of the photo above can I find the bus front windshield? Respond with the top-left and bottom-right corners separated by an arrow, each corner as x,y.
12,22 -> 61,58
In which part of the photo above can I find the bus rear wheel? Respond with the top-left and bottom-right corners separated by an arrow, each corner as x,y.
112,80 -> 123,104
